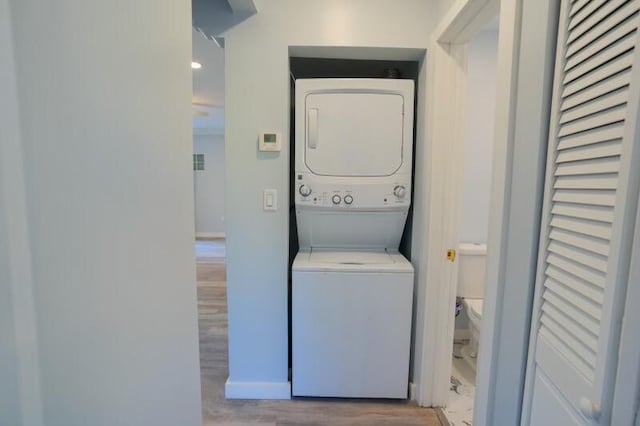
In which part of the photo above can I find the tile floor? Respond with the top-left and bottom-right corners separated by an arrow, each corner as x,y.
442,341 -> 476,426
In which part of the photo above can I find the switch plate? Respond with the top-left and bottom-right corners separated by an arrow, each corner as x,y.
263,189 -> 277,211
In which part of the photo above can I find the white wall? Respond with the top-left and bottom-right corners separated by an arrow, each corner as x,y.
193,135 -> 226,236
0,2 -> 22,423
7,1 -> 202,425
0,1 -> 42,424
0,1 -> 27,420
460,30 -> 499,244
223,0 -> 439,398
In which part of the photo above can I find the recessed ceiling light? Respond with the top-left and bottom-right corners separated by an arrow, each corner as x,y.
191,61 -> 202,70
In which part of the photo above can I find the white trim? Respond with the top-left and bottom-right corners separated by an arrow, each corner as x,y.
420,0 -> 501,409
409,382 -> 417,401
477,2 -> 559,426
519,0 -> 569,422
608,20 -> 640,425
416,37 -> 467,407
224,379 -> 291,400
436,0 -> 500,45
611,192 -> 640,425
195,232 -> 226,239
467,1 -> 523,423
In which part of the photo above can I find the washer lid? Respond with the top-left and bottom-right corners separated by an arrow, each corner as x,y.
293,249 -> 414,273
309,250 -> 395,265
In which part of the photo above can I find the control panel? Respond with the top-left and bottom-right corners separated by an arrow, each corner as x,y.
295,173 -> 411,209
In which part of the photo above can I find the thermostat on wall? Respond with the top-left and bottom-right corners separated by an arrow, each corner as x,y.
259,132 -> 282,152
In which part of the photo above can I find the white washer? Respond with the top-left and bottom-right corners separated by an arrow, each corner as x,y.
292,249 -> 413,398
293,78 -> 415,398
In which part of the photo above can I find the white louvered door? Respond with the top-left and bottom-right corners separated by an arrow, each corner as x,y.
522,1 -> 640,425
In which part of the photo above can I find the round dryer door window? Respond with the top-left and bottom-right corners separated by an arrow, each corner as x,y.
304,92 -> 405,177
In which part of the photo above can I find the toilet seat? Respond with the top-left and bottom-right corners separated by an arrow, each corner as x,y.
465,298 -> 483,322
462,298 -> 483,365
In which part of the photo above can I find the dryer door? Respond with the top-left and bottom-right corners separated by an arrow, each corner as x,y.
305,92 -> 404,177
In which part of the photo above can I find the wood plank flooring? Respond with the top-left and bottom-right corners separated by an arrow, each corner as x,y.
196,240 -> 442,426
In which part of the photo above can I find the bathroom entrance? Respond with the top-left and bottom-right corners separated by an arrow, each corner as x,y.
442,20 -> 500,426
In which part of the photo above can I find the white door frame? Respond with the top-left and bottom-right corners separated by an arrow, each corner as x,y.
611,190 -> 640,425
610,46 -> 640,422
417,2 -> 561,426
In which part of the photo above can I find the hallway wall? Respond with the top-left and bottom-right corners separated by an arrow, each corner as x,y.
6,1 -> 202,425
193,134 -> 226,237
0,0 -> 41,424
223,0 -> 440,397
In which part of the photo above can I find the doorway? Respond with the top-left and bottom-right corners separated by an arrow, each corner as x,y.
443,25 -> 499,426
420,1 -> 589,425
191,28 -> 229,421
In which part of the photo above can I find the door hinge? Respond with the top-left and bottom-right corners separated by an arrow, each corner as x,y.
447,249 -> 457,262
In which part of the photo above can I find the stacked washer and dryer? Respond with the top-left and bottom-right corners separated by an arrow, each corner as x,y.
292,78 -> 415,399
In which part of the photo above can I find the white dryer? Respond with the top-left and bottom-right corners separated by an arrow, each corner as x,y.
292,78 -> 415,398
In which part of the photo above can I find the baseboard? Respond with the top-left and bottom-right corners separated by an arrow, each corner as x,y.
435,408 -> 452,426
225,378 -> 291,400
409,382 -> 417,401
196,232 -> 225,239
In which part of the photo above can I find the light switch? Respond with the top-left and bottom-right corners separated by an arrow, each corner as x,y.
263,189 -> 277,211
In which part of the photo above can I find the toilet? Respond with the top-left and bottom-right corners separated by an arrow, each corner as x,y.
456,243 -> 487,363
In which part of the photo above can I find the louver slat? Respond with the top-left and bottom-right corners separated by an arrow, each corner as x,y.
558,105 -> 626,137
539,312 -> 597,369
545,278 -> 603,322
551,189 -> 617,206
568,0 -> 629,43
548,240 -> 608,272
565,18 -> 637,72
555,156 -> 620,175
541,299 -> 599,354
545,264 -> 606,304
564,33 -> 636,85
553,174 -> 618,190
551,201 -> 615,222
555,140 -> 622,161
557,122 -> 624,150
567,2 -> 639,57
561,69 -> 630,111
562,50 -> 634,98
550,215 -> 612,239
549,228 -> 610,257
560,90 -> 627,124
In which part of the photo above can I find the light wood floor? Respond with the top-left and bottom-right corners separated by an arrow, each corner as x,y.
196,241 -> 442,426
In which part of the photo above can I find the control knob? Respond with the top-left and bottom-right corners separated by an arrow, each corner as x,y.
299,185 -> 312,197
332,194 -> 342,205
394,185 -> 406,198
344,194 -> 353,205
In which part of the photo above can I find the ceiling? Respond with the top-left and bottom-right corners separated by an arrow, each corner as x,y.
192,29 -> 225,134
192,28 -> 225,107
191,0 -> 256,133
